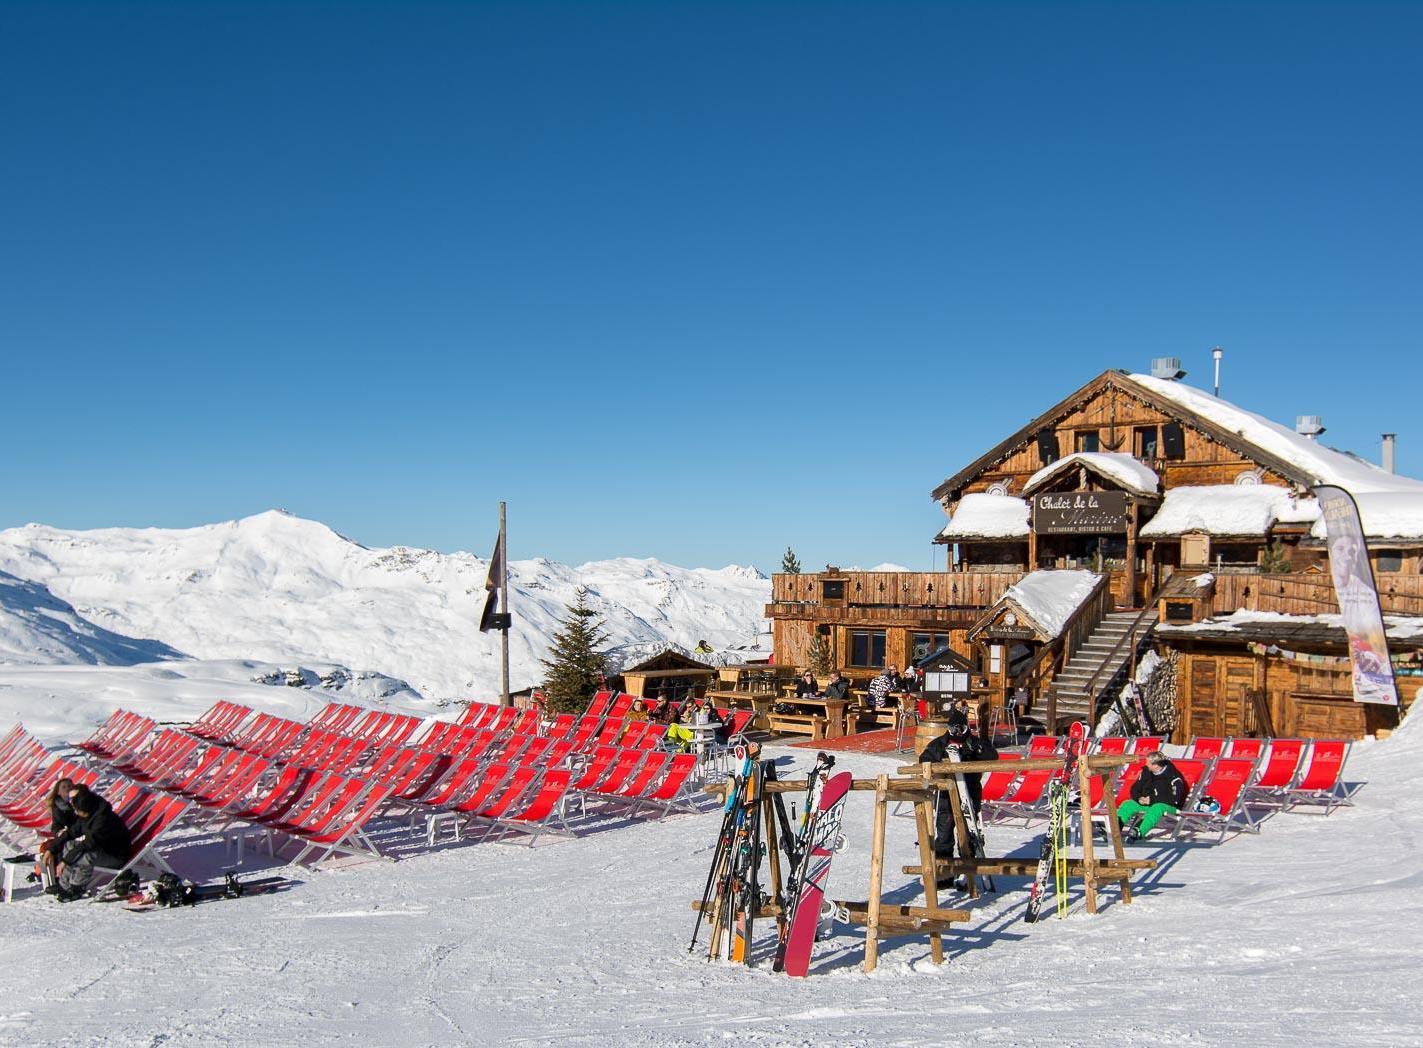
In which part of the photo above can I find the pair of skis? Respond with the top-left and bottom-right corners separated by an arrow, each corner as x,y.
1023,721 -> 1087,923
774,755 -> 852,977
689,747 -> 757,961
940,748 -> 995,894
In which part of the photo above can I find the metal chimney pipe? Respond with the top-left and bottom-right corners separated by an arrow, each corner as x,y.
1211,346 -> 1223,398
1382,433 -> 1396,473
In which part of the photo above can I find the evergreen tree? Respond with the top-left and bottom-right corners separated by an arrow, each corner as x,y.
807,632 -> 833,675
1262,539 -> 1293,574
781,547 -> 802,574
540,589 -> 611,715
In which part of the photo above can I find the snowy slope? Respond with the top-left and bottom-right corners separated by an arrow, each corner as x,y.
0,710 -> 1418,1045
0,511 -> 771,703
0,571 -> 185,667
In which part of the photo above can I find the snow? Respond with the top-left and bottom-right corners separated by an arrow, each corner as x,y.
1023,451 -> 1159,496
937,493 -> 1029,540
1311,491 -> 1423,541
1138,484 -> 1312,537
1156,608 -> 1423,640
2,687 -> 1422,1044
1129,373 -> 1423,495
1001,569 -> 1099,639
0,511 -> 773,705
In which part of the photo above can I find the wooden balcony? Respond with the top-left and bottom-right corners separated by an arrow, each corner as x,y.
1210,572 -> 1423,617
771,571 -> 1025,611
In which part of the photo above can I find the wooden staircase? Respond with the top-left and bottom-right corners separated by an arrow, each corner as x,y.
1047,611 -> 1153,726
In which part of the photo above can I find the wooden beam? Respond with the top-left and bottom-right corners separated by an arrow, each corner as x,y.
904,857 -> 1154,877
914,764 -> 945,964
864,774 -> 890,974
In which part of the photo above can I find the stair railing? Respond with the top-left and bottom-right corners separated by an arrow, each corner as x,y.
1080,581 -> 1173,729
1012,573 -> 1109,730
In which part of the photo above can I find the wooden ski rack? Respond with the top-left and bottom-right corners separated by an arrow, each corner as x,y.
695,751 -> 1156,974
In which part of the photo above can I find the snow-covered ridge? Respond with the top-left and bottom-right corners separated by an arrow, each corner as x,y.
0,510 -> 772,702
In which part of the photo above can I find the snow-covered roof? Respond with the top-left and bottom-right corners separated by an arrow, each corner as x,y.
1023,452 -> 1159,497
1310,492 -> 1423,543
1139,485 -> 1316,538
938,493 -> 1029,540
1128,374 -> 1423,496
1157,609 -> 1423,642
1000,569 -> 1100,639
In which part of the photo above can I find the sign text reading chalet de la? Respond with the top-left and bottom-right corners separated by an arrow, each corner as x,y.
1032,491 -> 1130,534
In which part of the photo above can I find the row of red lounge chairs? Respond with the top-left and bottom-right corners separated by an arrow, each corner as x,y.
0,691 -> 714,895
981,734 -> 1355,843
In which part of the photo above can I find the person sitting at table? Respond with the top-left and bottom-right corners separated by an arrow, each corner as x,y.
627,699 -> 650,721
900,665 -> 921,694
648,696 -> 675,724
823,671 -> 851,702
867,668 -> 896,710
794,671 -> 819,699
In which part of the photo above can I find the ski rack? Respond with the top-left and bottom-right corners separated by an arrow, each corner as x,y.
898,753 -> 1156,920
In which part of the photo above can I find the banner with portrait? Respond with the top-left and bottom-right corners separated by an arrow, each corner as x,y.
1313,485 -> 1399,705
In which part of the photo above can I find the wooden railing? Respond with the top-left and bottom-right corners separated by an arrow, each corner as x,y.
1211,573 -> 1423,617
771,571 -> 1026,609
1016,574 -> 1111,721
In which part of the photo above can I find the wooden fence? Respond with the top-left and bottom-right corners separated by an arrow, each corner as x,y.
771,571 -> 1026,610
1211,573 -> 1423,617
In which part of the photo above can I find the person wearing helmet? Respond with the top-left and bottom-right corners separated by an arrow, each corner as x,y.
918,720 -> 997,884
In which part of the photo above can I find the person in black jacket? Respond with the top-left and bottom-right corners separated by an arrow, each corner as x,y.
822,672 -> 851,702
793,672 -> 819,699
918,722 -> 998,885
1116,751 -> 1188,839
52,785 -> 132,901
944,697 -> 971,732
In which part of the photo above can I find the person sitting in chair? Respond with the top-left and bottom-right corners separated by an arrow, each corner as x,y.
1116,751 -> 1188,840
822,671 -> 851,702
50,784 -> 132,902
794,671 -> 819,699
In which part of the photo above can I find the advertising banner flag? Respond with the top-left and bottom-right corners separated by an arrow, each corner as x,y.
1313,485 -> 1399,706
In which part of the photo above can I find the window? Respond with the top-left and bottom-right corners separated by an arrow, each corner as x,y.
821,580 -> 845,601
1075,431 -> 1100,453
910,632 -> 951,663
1134,425 -> 1159,460
850,630 -> 887,668
1377,550 -> 1404,573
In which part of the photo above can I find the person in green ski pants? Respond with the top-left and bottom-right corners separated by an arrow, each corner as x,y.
1117,751 -> 1188,839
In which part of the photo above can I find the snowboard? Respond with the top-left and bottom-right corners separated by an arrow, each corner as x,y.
120,875 -> 293,911
1024,721 -> 1088,923
779,770 -> 853,977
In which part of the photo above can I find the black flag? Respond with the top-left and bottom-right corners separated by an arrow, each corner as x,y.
479,531 -> 505,633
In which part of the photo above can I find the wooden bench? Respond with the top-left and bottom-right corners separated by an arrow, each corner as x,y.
766,713 -> 827,738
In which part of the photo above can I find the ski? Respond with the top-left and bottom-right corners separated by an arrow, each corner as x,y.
778,769 -> 853,978
702,747 -> 756,960
943,748 -> 995,893
1024,721 -> 1088,924
729,759 -> 766,964
771,752 -> 835,973
689,748 -> 753,954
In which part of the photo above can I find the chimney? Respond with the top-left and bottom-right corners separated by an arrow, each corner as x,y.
1151,357 -> 1187,380
1295,415 -> 1326,440
1382,433 -> 1397,473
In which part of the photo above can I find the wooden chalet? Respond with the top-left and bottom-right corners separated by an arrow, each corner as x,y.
767,365 -> 1423,740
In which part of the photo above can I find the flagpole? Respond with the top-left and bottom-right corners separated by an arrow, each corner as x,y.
499,500 -> 511,708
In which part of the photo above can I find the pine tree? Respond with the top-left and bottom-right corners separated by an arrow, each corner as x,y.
807,632 -> 833,675
540,589 -> 611,715
1262,539 -> 1293,574
781,547 -> 802,574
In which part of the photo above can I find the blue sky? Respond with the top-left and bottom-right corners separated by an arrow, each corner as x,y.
3,1 -> 1419,571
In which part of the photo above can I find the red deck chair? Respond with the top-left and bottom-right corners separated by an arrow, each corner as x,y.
983,766 -> 1056,825
1128,736 -> 1165,755
421,763 -> 519,844
181,751 -> 271,810
481,769 -> 575,845
583,690 -> 617,719
565,718 -> 603,750
578,747 -> 642,794
407,758 -> 496,840
222,765 -> 318,825
1225,738 -> 1265,761
1,760 -> 101,834
537,741 -> 577,767
1280,740 -> 1354,814
1187,737 -> 1228,760
616,722 -> 652,749
111,729 -> 201,784
1165,757 -> 1260,842
73,710 -> 139,758
456,703 -> 499,730
518,737 -> 555,765
187,701 -> 253,742
1026,736 -> 1063,758
378,715 -> 424,746
605,693 -> 635,720
607,752 -> 671,805
637,753 -> 701,818
285,780 -> 396,865
979,753 -> 1026,804
1092,737 -> 1129,756
461,765 -> 541,835
0,737 -> 52,801
508,709 -> 542,735
569,747 -> 618,792
1244,738 -> 1307,804
591,718 -> 628,748
543,713 -> 576,739
308,702 -> 364,732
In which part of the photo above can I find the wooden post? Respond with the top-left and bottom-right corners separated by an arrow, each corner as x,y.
915,765 -> 945,964
1078,753 -> 1098,914
1102,769 -> 1132,905
499,500 -> 511,708
864,774 -> 889,974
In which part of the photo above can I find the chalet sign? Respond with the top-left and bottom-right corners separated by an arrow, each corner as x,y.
1033,491 -> 1129,534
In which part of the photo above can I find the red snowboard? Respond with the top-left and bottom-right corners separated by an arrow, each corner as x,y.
780,770 -> 853,978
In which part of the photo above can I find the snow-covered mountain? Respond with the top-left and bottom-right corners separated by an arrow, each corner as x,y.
0,511 -> 772,703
